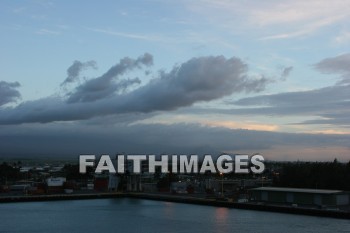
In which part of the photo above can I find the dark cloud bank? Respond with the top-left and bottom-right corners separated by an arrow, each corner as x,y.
0,122 -> 349,160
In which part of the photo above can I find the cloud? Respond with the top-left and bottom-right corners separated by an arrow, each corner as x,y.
281,66 -> 293,80
116,56 -> 269,112
62,60 -> 97,85
315,53 -> 350,74
248,1 -> 350,26
250,1 -> 350,40
87,28 -> 165,42
66,53 -> 152,103
36,29 -> 60,35
334,31 -> 350,45
0,81 -> 21,106
221,84 -> 350,128
0,55 -> 270,125
217,54 -> 350,127
314,53 -> 350,83
184,0 -> 350,40
66,77 -> 141,103
233,85 -> 349,108
259,28 -> 311,40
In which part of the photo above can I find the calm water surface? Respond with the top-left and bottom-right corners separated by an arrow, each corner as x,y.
0,198 -> 349,233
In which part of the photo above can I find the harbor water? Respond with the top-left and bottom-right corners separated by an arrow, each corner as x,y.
0,198 -> 349,233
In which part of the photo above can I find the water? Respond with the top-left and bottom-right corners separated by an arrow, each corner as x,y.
0,198 -> 349,233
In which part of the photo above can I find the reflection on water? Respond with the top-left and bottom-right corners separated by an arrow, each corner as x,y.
163,202 -> 175,219
0,198 -> 349,233
214,208 -> 229,233
215,207 -> 229,224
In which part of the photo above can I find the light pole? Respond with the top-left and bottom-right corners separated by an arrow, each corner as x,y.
220,172 -> 223,197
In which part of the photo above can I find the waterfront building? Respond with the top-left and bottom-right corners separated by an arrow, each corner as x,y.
46,177 -> 66,193
250,187 -> 350,207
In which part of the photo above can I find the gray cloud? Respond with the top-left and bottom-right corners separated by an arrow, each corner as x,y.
115,56 -> 269,112
315,53 -> 350,74
281,66 -> 293,80
66,77 -> 141,103
314,53 -> 350,83
62,60 -> 97,85
233,84 -> 350,108
0,55 -> 270,125
219,54 -> 350,127
80,112 -> 158,126
0,81 -> 21,106
66,53 -> 153,103
225,84 -> 350,127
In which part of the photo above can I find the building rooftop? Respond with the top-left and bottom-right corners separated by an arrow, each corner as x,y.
250,187 -> 344,194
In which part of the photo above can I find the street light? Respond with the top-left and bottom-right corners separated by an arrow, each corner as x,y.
220,172 -> 223,197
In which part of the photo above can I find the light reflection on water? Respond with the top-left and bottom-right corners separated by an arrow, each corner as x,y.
0,198 -> 349,233
214,208 -> 229,233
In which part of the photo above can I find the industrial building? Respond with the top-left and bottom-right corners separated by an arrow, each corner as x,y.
46,177 -> 66,193
250,187 -> 350,207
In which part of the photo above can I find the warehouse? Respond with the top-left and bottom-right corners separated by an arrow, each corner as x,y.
46,177 -> 66,193
250,187 -> 349,207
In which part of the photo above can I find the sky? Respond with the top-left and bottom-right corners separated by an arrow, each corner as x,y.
0,0 -> 350,161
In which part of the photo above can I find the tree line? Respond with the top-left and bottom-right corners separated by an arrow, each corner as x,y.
272,159 -> 350,191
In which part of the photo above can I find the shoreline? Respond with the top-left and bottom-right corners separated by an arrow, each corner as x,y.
0,192 -> 126,202
1,192 -> 349,219
128,193 -> 350,219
